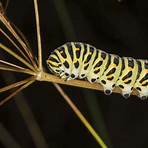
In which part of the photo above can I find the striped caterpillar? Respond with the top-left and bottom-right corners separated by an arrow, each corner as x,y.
46,42 -> 148,100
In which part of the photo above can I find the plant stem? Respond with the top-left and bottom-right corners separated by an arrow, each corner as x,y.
0,43 -> 36,71
0,78 -> 35,106
53,83 -> 108,148
0,77 -> 34,93
33,0 -> 42,71
39,71 -> 138,96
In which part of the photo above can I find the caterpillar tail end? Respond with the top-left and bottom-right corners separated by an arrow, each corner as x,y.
104,89 -> 112,95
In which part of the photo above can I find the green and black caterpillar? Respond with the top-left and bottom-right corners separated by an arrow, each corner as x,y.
46,42 -> 148,100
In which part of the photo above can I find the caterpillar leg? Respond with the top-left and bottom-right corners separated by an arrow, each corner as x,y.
59,70 -> 78,81
122,92 -> 131,99
117,84 -> 133,99
134,86 -> 148,100
120,85 -> 132,99
139,95 -> 148,100
60,73 -> 70,81
116,57 -> 139,99
104,89 -> 112,95
136,87 -> 148,100
99,54 -> 122,96
140,96 -> 148,100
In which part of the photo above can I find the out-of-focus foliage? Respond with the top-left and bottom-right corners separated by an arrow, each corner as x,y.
0,0 -> 148,148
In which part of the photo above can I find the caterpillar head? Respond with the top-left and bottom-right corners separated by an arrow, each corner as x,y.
46,54 -> 63,77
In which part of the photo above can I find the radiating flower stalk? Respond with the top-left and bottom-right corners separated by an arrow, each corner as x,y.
0,0 -> 108,147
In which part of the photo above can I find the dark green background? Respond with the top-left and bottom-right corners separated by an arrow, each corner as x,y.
0,0 -> 148,148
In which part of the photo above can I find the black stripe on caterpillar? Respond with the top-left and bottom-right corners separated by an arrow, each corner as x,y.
46,42 -> 148,100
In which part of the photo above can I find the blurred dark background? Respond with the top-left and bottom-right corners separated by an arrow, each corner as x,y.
0,0 -> 148,148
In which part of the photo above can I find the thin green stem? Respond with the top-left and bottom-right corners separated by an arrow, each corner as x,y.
53,83 -> 107,148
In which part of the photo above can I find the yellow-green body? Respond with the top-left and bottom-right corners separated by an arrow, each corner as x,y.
47,42 -> 148,99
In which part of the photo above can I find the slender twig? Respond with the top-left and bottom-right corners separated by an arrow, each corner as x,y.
0,59 -> 36,75
0,43 -> 36,71
0,77 -> 35,93
0,13 -> 33,62
0,79 -> 35,106
33,0 -> 42,71
0,59 -> 31,71
0,28 -> 32,63
53,83 -> 107,148
10,23 -> 38,69
0,67 -> 35,75
2,73 -> 48,148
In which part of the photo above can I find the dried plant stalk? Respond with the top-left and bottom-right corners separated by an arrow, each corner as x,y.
0,59 -> 30,70
0,59 -> 36,75
54,83 -> 107,148
0,66 -> 35,75
0,28 -> 32,63
39,72 -> 138,96
0,76 -> 34,93
2,72 -> 48,148
10,23 -> 38,69
0,78 -> 35,106
0,43 -> 36,71
0,13 -> 34,63
33,0 -> 42,71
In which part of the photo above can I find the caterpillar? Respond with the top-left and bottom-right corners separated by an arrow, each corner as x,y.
46,42 -> 148,100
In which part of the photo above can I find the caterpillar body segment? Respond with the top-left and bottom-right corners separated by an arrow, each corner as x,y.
99,54 -> 122,95
46,42 -> 148,100
116,57 -> 139,98
78,43 -> 91,79
86,50 -> 109,84
134,60 -> 148,100
71,42 -> 97,80
56,44 -> 73,79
